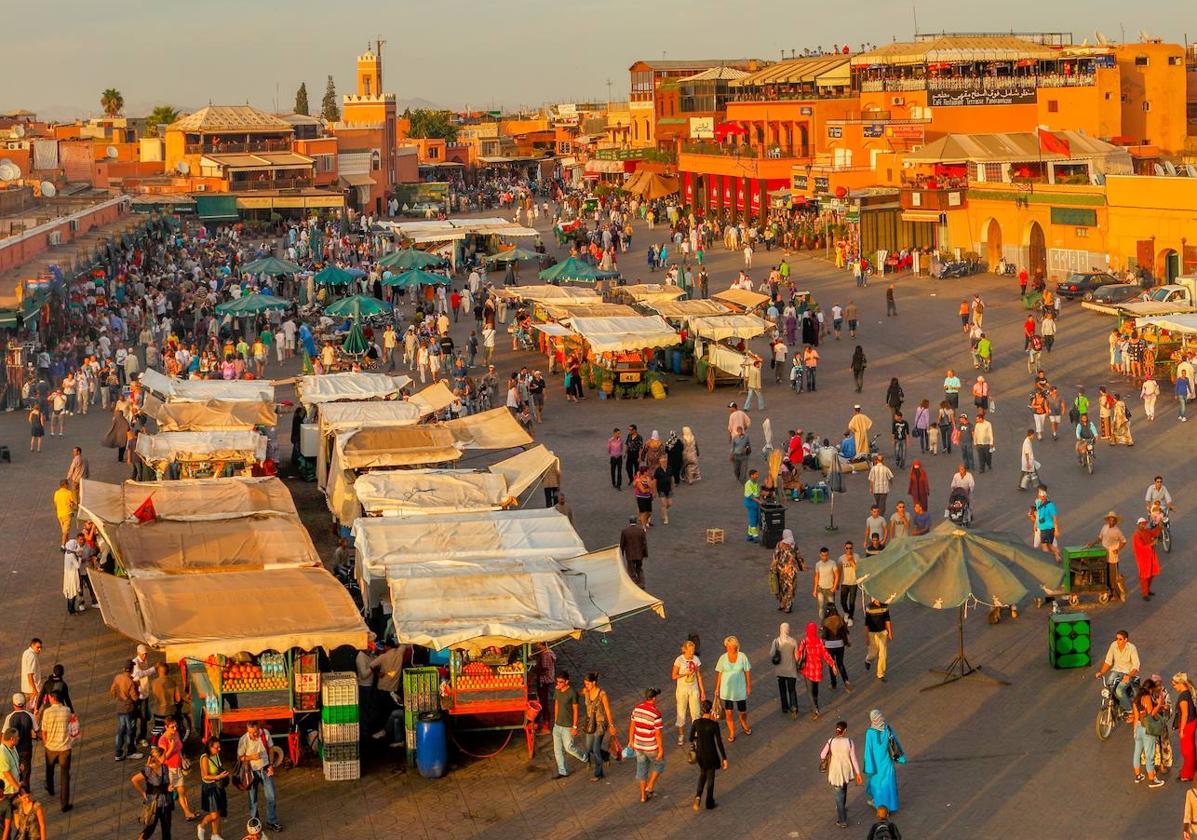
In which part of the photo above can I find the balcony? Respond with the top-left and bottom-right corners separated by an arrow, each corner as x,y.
185,139 -> 292,155
681,142 -> 809,160
229,176 -> 315,192
860,78 -> 927,92
899,184 -> 968,212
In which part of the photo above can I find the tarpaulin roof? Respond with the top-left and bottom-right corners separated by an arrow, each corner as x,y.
135,431 -> 267,465
147,397 -> 277,432
105,516 -> 319,577
570,315 -> 680,353
90,567 -> 367,660
650,299 -> 731,319
1134,314 -> 1197,335
80,477 -> 297,524
481,444 -> 558,498
383,546 -> 664,652
624,173 -> 680,199
352,508 -> 586,586
386,218 -> 540,243
731,55 -> 850,87
691,313 -> 771,340
541,303 -> 637,321
711,288 -> 771,311
613,284 -> 687,304
407,381 -> 456,417
850,35 -> 1058,67
443,407 -> 534,450
504,286 -> 600,304
903,130 -> 1129,165
532,322 -> 573,337
139,369 -> 275,404
316,400 -> 421,433
296,372 -> 413,406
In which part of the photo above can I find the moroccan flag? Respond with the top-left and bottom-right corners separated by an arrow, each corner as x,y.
133,496 -> 157,523
1038,128 -> 1071,158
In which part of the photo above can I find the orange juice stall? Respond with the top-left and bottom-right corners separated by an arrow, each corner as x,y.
568,315 -> 681,398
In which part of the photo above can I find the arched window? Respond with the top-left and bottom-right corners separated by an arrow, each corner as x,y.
371,150 -> 381,171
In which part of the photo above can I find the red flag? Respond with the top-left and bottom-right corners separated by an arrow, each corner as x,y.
132,496 -> 157,523
1038,128 -> 1071,158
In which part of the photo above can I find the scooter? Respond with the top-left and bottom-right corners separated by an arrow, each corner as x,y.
1096,674 -> 1139,741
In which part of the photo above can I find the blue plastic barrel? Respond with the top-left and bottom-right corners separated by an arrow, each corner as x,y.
670,349 -> 682,374
416,712 -> 447,778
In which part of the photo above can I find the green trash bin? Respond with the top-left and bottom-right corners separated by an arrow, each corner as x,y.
1049,612 -> 1091,669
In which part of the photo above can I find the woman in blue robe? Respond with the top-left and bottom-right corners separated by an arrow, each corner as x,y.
864,708 -> 905,812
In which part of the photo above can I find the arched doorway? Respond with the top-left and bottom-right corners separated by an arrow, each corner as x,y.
1027,221 -> 1047,280
984,219 -> 1002,269
1158,249 -> 1180,283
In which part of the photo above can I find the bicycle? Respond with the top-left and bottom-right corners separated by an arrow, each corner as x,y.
1079,440 -> 1095,475
1160,513 -> 1173,553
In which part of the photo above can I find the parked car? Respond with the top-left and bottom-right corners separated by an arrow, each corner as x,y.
1088,283 -> 1143,305
1056,271 -> 1120,300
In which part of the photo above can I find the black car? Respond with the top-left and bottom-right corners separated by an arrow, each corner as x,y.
1089,283 -> 1143,305
1056,271 -> 1120,300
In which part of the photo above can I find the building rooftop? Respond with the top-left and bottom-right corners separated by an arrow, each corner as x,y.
276,112 -> 325,127
851,35 -> 1060,66
630,59 -> 763,71
730,55 -> 851,87
167,105 -> 294,134
200,152 -> 314,169
677,66 -> 752,83
905,130 -> 1129,164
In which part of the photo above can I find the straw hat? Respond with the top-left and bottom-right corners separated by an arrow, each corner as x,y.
1104,511 -> 1121,523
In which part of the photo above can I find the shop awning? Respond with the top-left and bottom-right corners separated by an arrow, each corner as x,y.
1134,314 -> 1197,335
584,159 -> 631,174
339,173 -> 377,188
140,369 -> 275,404
80,477 -> 297,524
296,372 -> 412,407
194,194 -> 240,221
900,210 -> 947,224
316,399 -> 422,433
690,314 -> 771,341
613,284 -> 687,304
104,516 -> 319,577
570,315 -> 680,353
650,299 -> 730,319
134,431 -> 268,465
711,287 -> 771,312
407,380 -> 457,416
146,397 -> 277,431
443,407 -> 534,450
90,567 -> 367,660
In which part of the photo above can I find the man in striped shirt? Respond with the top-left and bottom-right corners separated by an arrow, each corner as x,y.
627,688 -> 665,803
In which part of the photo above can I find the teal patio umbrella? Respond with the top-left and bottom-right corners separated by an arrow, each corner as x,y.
378,248 -> 447,271
215,292 -> 290,316
313,265 -> 356,286
538,256 -> 619,284
241,256 -> 303,276
324,294 -> 392,319
383,268 -> 451,289
341,322 -> 368,356
856,522 -> 1065,689
485,247 -> 539,264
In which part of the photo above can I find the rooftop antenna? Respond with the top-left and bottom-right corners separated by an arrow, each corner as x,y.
605,78 -> 612,108
912,1 -> 920,37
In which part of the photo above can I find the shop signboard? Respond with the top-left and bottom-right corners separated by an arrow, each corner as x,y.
792,173 -> 808,191
813,176 -> 830,194
689,116 -> 714,139
800,106 -> 813,116
929,88 -> 1036,107
863,124 -> 885,138
827,126 -> 843,139
887,124 -> 926,141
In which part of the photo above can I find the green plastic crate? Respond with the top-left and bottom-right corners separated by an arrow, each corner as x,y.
321,703 -> 360,724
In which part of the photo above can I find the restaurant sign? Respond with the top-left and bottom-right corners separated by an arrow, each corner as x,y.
813,176 -> 830,193
827,126 -> 843,139
689,116 -> 714,139
792,174 -> 808,190
929,87 -> 1037,107
863,123 -> 885,138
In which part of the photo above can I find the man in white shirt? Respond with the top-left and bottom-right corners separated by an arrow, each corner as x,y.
727,403 -> 751,439
811,547 -> 841,616
1095,630 -> 1139,714
1019,429 -> 1038,491
973,412 -> 995,473
867,456 -> 894,514
949,464 -> 976,500
20,640 -> 42,711
237,721 -> 282,831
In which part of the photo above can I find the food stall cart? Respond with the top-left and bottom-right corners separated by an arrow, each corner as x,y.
689,314 -> 771,390
1131,314 -> 1197,382
134,430 -> 269,479
568,315 -> 681,397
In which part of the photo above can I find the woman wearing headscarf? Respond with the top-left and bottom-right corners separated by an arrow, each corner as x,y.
797,622 -> 838,720
907,461 -> 930,511
681,426 -> 702,484
665,430 -> 684,486
850,346 -> 867,393
864,709 -> 906,813
884,378 -> 904,417
1110,393 -> 1134,446
769,622 -> 800,718
641,429 -> 663,468
769,530 -> 799,613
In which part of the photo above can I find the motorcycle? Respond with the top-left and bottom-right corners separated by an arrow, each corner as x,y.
1079,440 -> 1095,474
1160,512 -> 1173,553
1096,675 -> 1139,741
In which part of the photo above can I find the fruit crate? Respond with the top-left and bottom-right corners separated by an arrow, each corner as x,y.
321,672 -> 357,706
321,722 -> 359,744
322,759 -> 360,782
322,740 -> 360,763
320,704 -> 360,725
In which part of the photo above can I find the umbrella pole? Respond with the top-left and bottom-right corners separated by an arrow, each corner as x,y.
825,489 -> 839,532
922,605 -> 1010,691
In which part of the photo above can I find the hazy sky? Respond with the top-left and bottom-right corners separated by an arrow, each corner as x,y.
3,0 -> 1187,118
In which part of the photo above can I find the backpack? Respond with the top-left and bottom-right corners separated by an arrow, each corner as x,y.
872,821 -> 896,840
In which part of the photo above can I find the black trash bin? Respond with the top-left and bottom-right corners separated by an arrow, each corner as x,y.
760,503 -> 786,548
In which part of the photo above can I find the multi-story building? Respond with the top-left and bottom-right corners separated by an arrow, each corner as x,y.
1113,40 -> 1188,152
628,58 -> 764,148
332,46 -> 398,214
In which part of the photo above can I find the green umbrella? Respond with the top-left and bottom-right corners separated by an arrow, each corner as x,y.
383,268 -> 451,288
324,294 -> 392,319
241,256 -> 303,276
341,322 -> 368,356
215,292 -> 290,315
378,248 -> 447,271
313,265 -> 356,286
856,521 -> 1065,688
485,247 -> 539,264
538,256 -> 619,284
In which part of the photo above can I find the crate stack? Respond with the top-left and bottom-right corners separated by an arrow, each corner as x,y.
402,667 -> 441,762
320,672 -> 360,781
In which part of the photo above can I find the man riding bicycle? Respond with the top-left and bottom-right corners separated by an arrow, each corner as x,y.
1145,476 -> 1174,517
1094,629 -> 1140,715
1074,412 -> 1097,461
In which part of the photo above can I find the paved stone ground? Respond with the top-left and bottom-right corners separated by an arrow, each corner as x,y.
2,207 -> 1195,839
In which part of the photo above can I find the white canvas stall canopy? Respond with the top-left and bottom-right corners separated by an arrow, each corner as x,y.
406,381 -> 457,417
135,431 -> 268,466
79,477 -> 297,524
1134,314 -> 1197,335
297,372 -> 413,407
382,546 -> 664,653
388,218 -> 540,243
353,445 -> 558,516
89,566 -> 367,660
650,299 -> 731,319
612,284 -> 686,304
540,302 -> 637,322
139,369 -> 275,404
146,397 -> 278,431
102,516 -> 320,576
569,315 -> 680,353
690,314 -> 771,341
531,322 -> 572,337
711,288 -> 771,312
504,286 -> 600,305
442,407 -> 534,450
707,343 -> 753,378
314,400 -> 423,489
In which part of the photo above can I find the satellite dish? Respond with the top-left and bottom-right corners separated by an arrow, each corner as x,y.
176,160 -> 190,175
106,145 -> 119,159
12,125 -> 25,138
40,181 -> 56,198
0,160 -> 21,182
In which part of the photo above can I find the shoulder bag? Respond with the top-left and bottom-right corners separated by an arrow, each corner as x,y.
818,737 -> 833,773
887,727 -> 905,762
795,640 -> 808,672
770,639 -> 782,665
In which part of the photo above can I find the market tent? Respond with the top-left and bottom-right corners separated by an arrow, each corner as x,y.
443,407 -> 534,450
215,293 -> 290,316
90,567 -> 367,660
651,299 -> 731,319
570,315 -> 680,353
505,285 -> 600,305
621,170 -> 648,194
1134,314 -> 1197,334
378,248 -> 447,270
324,294 -> 391,319
148,398 -> 277,432
407,380 -> 456,416
559,547 -> 667,631
135,431 -> 268,465
105,516 -> 319,576
139,369 -> 275,404
80,477 -> 297,524
626,173 -> 680,199
541,303 -> 637,321
539,257 -> 619,284
613,283 -> 686,304
240,256 -> 303,276
297,372 -> 412,407
487,445 -> 559,498
313,265 -> 357,286
316,400 -> 421,431
355,471 -> 511,516
711,288 -> 771,312
531,322 -> 573,337
690,313 -> 771,341
384,268 -> 452,288
484,247 -> 540,264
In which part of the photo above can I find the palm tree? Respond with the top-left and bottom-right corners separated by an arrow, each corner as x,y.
144,105 -> 180,134
100,88 -> 124,117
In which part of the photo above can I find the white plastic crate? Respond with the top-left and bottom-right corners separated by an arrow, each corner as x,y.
322,759 -> 360,782
321,722 -> 359,744
321,672 -> 357,706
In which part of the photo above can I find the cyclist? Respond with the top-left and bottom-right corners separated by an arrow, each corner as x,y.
1094,629 -> 1140,715
1074,412 -> 1097,464
1144,476 -> 1174,516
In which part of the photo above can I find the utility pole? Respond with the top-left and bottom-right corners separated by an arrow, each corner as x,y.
376,36 -> 386,90
605,78 -> 613,109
